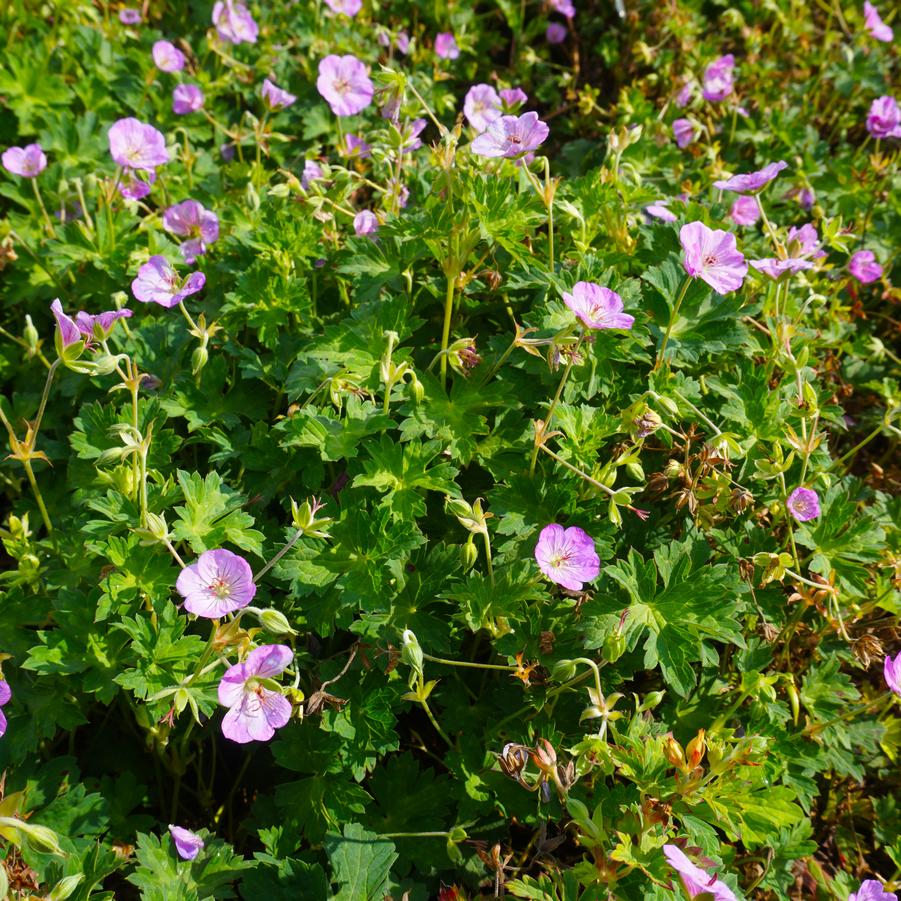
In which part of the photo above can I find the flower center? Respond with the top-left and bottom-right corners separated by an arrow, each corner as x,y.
334,78 -> 350,95
208,577 -> 232,599
702,253 -> 719,267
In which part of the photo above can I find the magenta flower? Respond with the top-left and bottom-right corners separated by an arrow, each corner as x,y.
672,118 -> 696,149
471,112 -> 549,158
675,81 -> 695,107
324,0 -> 362,15
108,118 -> 169,171
152,40 -> 186,72
750,257 -> 814,280
645,201 -> 677,223
850,879 -> 898,901
173,83 -> 204,115
302,159 -> 324,189
787,487 -> 821,522
400,119 -> 427,153
866,96 -> 901,139
354,210 -> 379,237
52,298 -> 132,349
546,22 -> 568,43
168,826 -> 204,861
663,845 -> 737,901
435,32 -> 460,59
0,680 -> 10,738
341,133 -> 371,159
395,31 -> 411,54
163,200 -> 219,264
386,178 -> 409,209
729,195 -> 760,226
787,223 -> 826,259
550,0 -> 576,18
864,2 -> 893,42
500,88 -> 528,111
218,645 -> 294,743
212,0 -> 258,44
175,549 -> 256,618
849,250 -> 883,284
119,169 -> 156,200
680,221 -> 747,294
261,78 -> 296,112
797,187 -> 815,210
702,54 -> 735,102
463,84 -> 502,133
119,7 -> 141,24
563,282 -> 634,330
885,652 -> 901,697
317,55 -> 373,117
714,160 -> 788,194
534,524 -> 600,591
2,143 -> 47,178
131,256 -> 206,308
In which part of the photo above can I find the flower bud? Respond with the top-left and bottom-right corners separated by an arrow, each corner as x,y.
663,735 -> 687,771
49,875 -> 85,901
461,539 -> 478,572
664,459 -> 684,479
23,316 -> 39,354
191,345 -> 209,375
686,729 -> 706,769
145,512 -> 170,542
603,630 -> 626,663
408,373 -> 425,404
401,629 -> 424,680
550,659 -> 578,682
257,608 -> 298,637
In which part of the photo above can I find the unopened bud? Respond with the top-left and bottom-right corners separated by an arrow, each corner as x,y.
686,729 -> 706,769
23,316 -> 39,354
664,459 -> 683,479
461,539 -> 478,572
191,345 -> 209,375
663,735 -> 687,771
49,874 -> 85,901
550,659 -> 578,682
145,512 -> 170,542
603,631 -> 626,663
409,374 -> 425,404
258,608 -> 298,637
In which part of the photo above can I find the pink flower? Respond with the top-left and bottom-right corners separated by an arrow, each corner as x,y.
672,118 -> 696,148
663,845 -> 737,901
546,22 -> 568,43
131,256 -> 206,308
119,169 -> 156,200
152,40 -> 186,72
729,195 -> 760,226
324,0 -> 362,15
395,31 -> 410,54
354,210 -> 379,237
885,652 -> 901,697
645,201 -> 677,223
463,84 -> 502,133
787,223 -> 826,259
850,879 -> 898,901
218,645 -> 294,743
863,2 -> 893,42
175,549 -> 256,618
849,250 -> 883,283
173,83 -> 204,115
714,160 -> 788,194
866,96 -> 901,139
163,200 -> 219,264
786,487 -> 821,522
168,826 -> 204,861
2,143 -> 47,178
550,0 -> 576,18
750,257 -> 814,280
563,282 -> 634,330
302,159 -> 324,189
702,54 -> 735,102
0,680 -> 10,738
798,187 -> 815,210
52,299 -> 132,349
119,8 -> 141,24
680,221 -> 747,294
212,0 -> 258,44
471,112 -> 549,158
435,32 -> 460,59
675,80 -> 695,107
535,525 -> 599,591
500,88 -> 528,111
316,55 -> 373,117
108,118 -> 169,171
400,119 -> 427,153
261,78 -> 296,111
341,133 -> 371,159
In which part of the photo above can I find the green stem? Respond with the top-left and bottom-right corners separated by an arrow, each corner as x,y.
421,653 -> 516,672
544,157 -> 555,272
421,696 -> 453,748
538,445 -> 617,498
23,458 -> 53,535
654,277 -> 691,371
482,531 -> 494,585
439,270 -> 457,389
254,527 -> 304,583
31,178 -> 56,237
32,358 -> 61,439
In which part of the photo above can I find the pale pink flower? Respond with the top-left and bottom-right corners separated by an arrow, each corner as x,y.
563,282 -> 634,330
341,133 -> 371,159
212,0 -> 258,44
849,250 -> 883,283
850,879 -> 898,901
863,2 -> 893,42
52,298 -> 132,349
316,55 -> 373,117
119,8 -> 141,24
172,83 -> 204,115
546,22 -> 568,43
471,112 -> 549,158
866,96 -> 901,139
680,221 -> 748,294
672,118 -> 696,148
354,210 -> 379,237
787,223 -> 826,259
885,652 -> 901,697
702,54 -> 735,102
163,200 -> 219,264
131,256 -> 206,308
550,0 -> 576,18
152,40 -> 186,72
2,144 -> 47,178
714,161 -> 788,194
218,645 -> 294,743
534,524 -> 600,591
645,201 -> 677,223
729,195 -> 760,226
169,826 -> 204,861
324,0 -> 362,14
302,159 -> 324,189
786,487 -> 821,522
663,845 -> 737,901
463,84 -> 502,133
750,257 -> 814,280
175,548 -> 256,618
435,32 -> 460,59
500,88 -> 528,111
261,78 -> 296,111
108,118 -> 169,171
0,680 -> 10,737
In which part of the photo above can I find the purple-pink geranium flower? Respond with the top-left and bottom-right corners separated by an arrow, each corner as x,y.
787,223 -> 826,259
119,8 -> 141,24
672,118 -> 696,149
212,0 -> 258,44
866,96 -> 901,139
399,119 -> 427,153
169,825 -> 204,861
729,196 -> 760,226
849,250 -> 883,284
471,112 -> 549,158
863,2 -> 893,42
119,169 -> 156,201
885,652 -> 901,698
750,257 -> 814,280
0,680 -> 10,738
546,22 -> 568,43
663,845 -> 737,901
354,210 -> 379,237
563,282 -> 634,330
175,548 -> 256,618
645,201 -> 677,223
131,256 -> 206,308
702,54 -> 735,102
152,40 -> 186,72
2,143 -> 47,178
850,879 -> 898,901
261,78 -> 296,112
714,160 -> 788,194
324,0 -> 362,14
302,159 -> 324,189
435,32 -> 459,59
534,524 -> 600,592
173,83 -> 204,115
317,55 -> 374,117
218,645 -> 294,743
463,84 -> 502,133
342,133 -> 371,159
500,88 -> 528,111
108,118 -> 169,171
675,80 -> 695,107
52,298 -> 132,351
163,200 -> 219,264
787,487 -> 820,522
550,0 -> 576,18
395,31 -> 411,54
680,221 -> 748,294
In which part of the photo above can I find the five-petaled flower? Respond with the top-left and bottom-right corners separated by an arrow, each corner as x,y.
108,118 -> 169,171
563,282 -> 634,330
131,256 -> 206,308
849,879 -> 898,901
175,548 -> 256,618
463,84 -> 502,133
218,644 -> 294,743
316,55 -> 374,117
163,200 -> 220,264
2,143 -> 47,178
714,161 -> 788,194
354,210 -> 379,237
884,651 -> 901,698
663,844 -> 737,901
750,257 -> 814,280
51,298 -> 132,350
534,524 -> 600,591
729,196 -> 760,226
866,96 -> 901,139
172,83 -> 204,115
849,250 -> 883,284
786,487 -> 820,522
168,825 -> 204,861
212,0 -> 258,44
471,112 -> 549,158
702,54 -> 735,102
324,0 -> 362,14
152,40 -> 186,72
680,221 -> 748,294
435,32 -> 459,59
863,3 -> 893,42
261,78 -> 296,112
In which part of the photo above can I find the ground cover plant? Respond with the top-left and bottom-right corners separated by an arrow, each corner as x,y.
0,0 -> 899,897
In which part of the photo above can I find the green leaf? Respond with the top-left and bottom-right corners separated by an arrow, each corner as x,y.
324,823 -> 398,901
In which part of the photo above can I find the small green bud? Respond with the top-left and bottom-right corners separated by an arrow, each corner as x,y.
145,512 -> 170,542
49,875 -> 85,901
461,539 -> 478,572
550,659 -> 578,682
23,316 -> 39,354
192,345 -> 209,375
603,631 -> 626,663
258,608 -> 298,637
